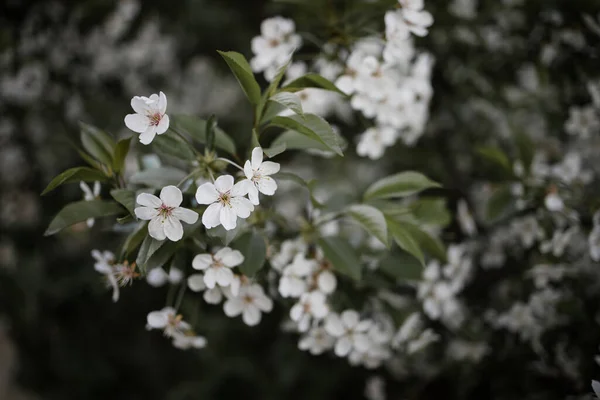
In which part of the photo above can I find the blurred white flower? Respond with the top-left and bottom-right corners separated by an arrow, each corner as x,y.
134,185 -> 199,241
356,126 -> 397,159
325,310 -> 373,357
192,247 -> 244,290
124,91 -> 169,144
279,253 -> 316,298
195,175 -> 254,231
146,307 -> 191,337
298,326 -> 335,355
223,283 -> 273,326
80,181 -> 101,227
290,291 -> 329,332
244,147 -> 280,205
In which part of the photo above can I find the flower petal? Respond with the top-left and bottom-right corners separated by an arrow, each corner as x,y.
231,196 -> 254,219
204,287 -> 223,304
247,184 -> 260,206
251,147 -> 263,170
243,305 -> 261,326
325,314 -> 345,337
231,180 -> 249,197
172,207 -> 198,224
244,160 -> 253,180
220,204 -> 237,230
147,311 -> 168,328
219,248 -> 244,267
224,298 -> 244,317
214,175 -> 234,193
334,337 -> 353,357
158,91 -> 168,114
156,114 -> 169,135
258,161 -> 280,175
134,206 -> 158,220
160,185 -> 182,207
139,127 -> 157,145
131,96 -> 150,114
137,193 -> 162,207
164,216 -> 183,241
196,183 -> 219,205
341,310 -> 360,329
125,113 -> 149,133
257,176 -> 277,195
254,294 -> 273,312
203,268 -> 217,289
192,254 -> 213,270
202,203 -> 222,229
215,267 -> 234,287
148,217 -> 166,241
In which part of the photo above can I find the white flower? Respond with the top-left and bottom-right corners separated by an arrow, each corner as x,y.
134,185 -> 199,242
91,249 -> 119,302
270,238 -> 307,271
290,291 -> 329,332
364,376 -> 386,400
250,17 -> 302,80
279,253 -> 316,298
124,91 -> 169,145
195,175 -> 254,231
407,328 -> 439,354
223,283 -> 273,326
147,267 -> 183,287
298,326 -> 335,355
187,273 -> 226,304
511,215 -> 544,248
356,126 -> 397,159
325,310 -> 373,357
172,333 -> 207,350
146,307 -> 191,337
564,105 -> 600,138
457,199 -> 477,236
80,181 -> 101,227
192,247 -> 244,289
385,5 -> 433,41
244,147 -> 280,205
544,192 -> 564,212
316,269 -> 337,294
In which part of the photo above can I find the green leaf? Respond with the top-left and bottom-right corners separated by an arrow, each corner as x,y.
217,50 -> 261,105
387,219 -> 424,266
271,129 -> 340,154
256,61 -> 290,123
364,172 -> 440,201
265,61 -> 290,97
113,137 -> 132,173
41,167 -> 108,195
121,222 -> 148,258
44,200 -> 123,236
79,122 -> 115,166
476,147 -> 512,172
399,221 -> 446,262
145,241 -> 178,271
232,232 -> 266,277
206,222 -> 245,245
136,235 -> 166,269
269,92 -> 303,115
281,73 -> 346,96
259,101 -> 287,125
514,131 -> 534,172
130,167 -> 187,188
379,253 -> 424,281
110,189 -> 136,217
487,184 -> 513,220
317,237 -> 362,281
170,114 -> 236,155
346,204 -> 388,248
270,114 -> 344,156
263,142 -> 286,158
205,115 -> 217,152
152,133 -> 195,161
277,172 -> 325,208
409,198 -> 451,227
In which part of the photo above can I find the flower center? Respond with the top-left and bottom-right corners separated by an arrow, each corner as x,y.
158,204 -> 174,219
219,192 -> 231,206
115,261 -> 140,286
268,39 -> 280,47
149,112 -> 162,126
243,295 -> 254,304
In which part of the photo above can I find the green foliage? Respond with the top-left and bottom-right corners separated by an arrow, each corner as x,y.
379,252 -> 424,281
152,133 -> 196,161
364,172 -> 441,201
170,114 -> 236,155
318,236 -> 362,281
110,189 -> 137,217
487,184 -> 513,220
112,137 -> 132,174
281,73 -> 346,96
345,204 -> 389,248
41,167 -> 108,195
130,167 -> 187,188
269,92 -> 304,116
232,231 -> 267,276
270,114 -> 344,156
217,50 -> 262,105
386,218 -> 425,266
44,200 -> 124,236
79,122 -> 115,166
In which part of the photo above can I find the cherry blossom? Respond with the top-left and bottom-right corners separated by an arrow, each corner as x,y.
124,91 -> 169,144
243,147 -> 280,205
223,283 -> 273,326
191,247 -> 244,290
195,175 -> 254,231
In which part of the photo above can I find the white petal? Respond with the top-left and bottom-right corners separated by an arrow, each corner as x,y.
187,274 -> 206,292
230,277 -> 241,297
80,181 -> 93,198
231,197 -> 254,219
148,217 -> 167,241
124,114 -> 149,133
214,175 -> 234,193
203,268 -> 217,289
353,334 -> 371,352
172,207 -> 198,224
135,206 -> 158,220
131,96 -> 150,114
223,298 -> 244,317
139,127 -> 157,145
325,314 -> 345,337
137,193 -> 162,208
160,185 -> 182,207
254,294 -> 273,312
195,183 -> 220,204
219,248 -> 244,267
147,311 -> 168,328
158,91 -> 168,114
257,176 -> 277,195
317,271 -> 337,294
156,114 -> 169,135
290,303 -> 304,322
215,267 -> 234,287
192,254 -> 213,270
334,337 -> 353,357
164,216 -> 183,241
202,203 -> 222,228
243,305 -> 261,326
231,180 -> 250,197
251,147 -> 263,169
341,310 -> 360,329
204,288 -> 223,304
247,184 -> 260,205
244,160 -> 253,180
220,204 -> 237,231
147,268 -> 169,287
258,161 -> 280,175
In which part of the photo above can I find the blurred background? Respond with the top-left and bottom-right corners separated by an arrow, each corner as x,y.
2,0 -> 600,399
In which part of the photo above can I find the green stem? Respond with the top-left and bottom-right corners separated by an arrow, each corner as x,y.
217,157 -> 244,172
174,283 -> 187,312
169,127 -> 202,157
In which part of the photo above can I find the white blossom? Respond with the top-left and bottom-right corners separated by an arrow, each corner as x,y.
298,326 -> 335,355
192,247 -> 244,290
244,147 -> 280,205
146,307 -> 191,338
325,310 -> 373,357
544,192 -> 564,212
80,181 -> 101,227
195,175 -> 254,231
124,91 -> 169,144
279,253 -> 317,298
134,185 -> 199,241
223,283 -> 273,326
290,291 -> 329,332
356,126 -> 397,159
